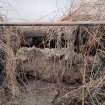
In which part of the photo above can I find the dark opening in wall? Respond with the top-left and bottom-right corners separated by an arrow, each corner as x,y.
74,26 -> 97,56
21,36 -> 47,48
30,36 -> 45,48
74,27 -> 80,53
21,35 -> 67,49
0,49 -> 5,86
0,62 -> 5,85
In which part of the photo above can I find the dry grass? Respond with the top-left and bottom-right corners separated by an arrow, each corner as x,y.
0,25 -> 105,105
0,40 -> 19,96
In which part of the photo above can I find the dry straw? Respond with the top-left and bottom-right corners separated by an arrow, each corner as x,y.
0,40 -> 19,96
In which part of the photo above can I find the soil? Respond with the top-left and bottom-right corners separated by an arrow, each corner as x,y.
0,80 -> 80,105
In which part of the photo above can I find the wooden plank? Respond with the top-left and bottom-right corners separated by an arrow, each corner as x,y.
0,21 -> 105,26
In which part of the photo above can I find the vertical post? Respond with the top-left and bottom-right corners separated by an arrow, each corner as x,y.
5,47 -> 19,96
0,41 -> 19,96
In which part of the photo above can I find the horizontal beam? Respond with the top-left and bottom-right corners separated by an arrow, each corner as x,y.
0,21 -> 105,26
